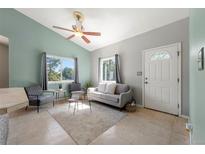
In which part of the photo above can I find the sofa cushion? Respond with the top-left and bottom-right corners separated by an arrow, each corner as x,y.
29,94 -> 54,106
89,91 -> 119,103
0,114 -> 8,145
88,91 -> 103,98
115,84 -> 129,94
100,93 -> 119,103
98,83 -> 106,93
105,83 -> 116,94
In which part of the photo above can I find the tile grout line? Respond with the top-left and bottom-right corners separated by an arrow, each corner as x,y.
168,117 -> 176,144
89,109 -> 128,145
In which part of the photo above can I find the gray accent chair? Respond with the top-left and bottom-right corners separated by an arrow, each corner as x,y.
68,82 -> 85,99
87,83 -> 132,108
24,85 -> 55,112
0,114 -> 9,145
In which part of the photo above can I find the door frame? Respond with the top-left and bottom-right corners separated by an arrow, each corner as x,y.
141,42 -> 182,116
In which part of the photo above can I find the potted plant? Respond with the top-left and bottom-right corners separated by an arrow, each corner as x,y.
83,81 -> 93,94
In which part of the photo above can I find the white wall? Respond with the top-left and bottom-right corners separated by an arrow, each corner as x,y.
0,43 -> 9,88
91,18 -> 189,116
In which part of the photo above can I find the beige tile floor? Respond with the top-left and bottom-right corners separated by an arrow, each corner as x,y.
7,102 -> 189,145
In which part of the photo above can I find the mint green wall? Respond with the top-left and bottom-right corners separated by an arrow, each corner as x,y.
190,9 -> 205,144
0,9 -> 91,88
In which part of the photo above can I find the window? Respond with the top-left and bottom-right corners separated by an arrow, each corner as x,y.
151,52 -> 170,61
100,57 -> 116,82
47,55 -> 75,82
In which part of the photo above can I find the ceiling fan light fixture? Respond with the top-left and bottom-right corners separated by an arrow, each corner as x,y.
73,11 -> 84,22
75,31 -> 83,37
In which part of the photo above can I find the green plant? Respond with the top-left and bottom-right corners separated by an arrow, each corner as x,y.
83,81 -> 93,93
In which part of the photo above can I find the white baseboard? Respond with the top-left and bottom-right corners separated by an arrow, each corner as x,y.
180,114 -> 189,119
135,105 -> 189,119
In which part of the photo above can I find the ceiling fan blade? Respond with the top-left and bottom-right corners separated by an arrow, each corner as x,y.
53,26 -> 74,32
66,34 -> 75,40
83,32 -> 101,36
72,25 -> 77,31
81,35 -> 91,44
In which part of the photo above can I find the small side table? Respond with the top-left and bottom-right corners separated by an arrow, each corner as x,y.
55,89 -> 66,101
48,89 -> 66,106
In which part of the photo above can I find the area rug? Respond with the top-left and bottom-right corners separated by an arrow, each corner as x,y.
48,101 -> 126,145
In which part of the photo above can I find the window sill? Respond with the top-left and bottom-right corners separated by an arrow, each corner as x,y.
100,81 -> 116,84
48,80 -> 74,84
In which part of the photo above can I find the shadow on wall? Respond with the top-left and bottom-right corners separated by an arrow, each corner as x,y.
0,35 -> 9,88
10,80 -> 39,87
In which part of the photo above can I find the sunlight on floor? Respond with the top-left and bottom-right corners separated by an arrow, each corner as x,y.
69,101 -> 90,110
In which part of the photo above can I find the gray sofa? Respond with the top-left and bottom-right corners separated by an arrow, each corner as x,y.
0,114 -> 9,145
87,83 -> 132,108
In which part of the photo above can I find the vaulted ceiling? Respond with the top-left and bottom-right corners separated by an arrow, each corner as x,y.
16,8 -> 189,51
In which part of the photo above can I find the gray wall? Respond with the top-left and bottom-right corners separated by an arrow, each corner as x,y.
189,8 -> 205,144
0,43 -> 9,88
91,18 -> 189,116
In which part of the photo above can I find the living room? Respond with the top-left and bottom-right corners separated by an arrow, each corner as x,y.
0,2 -> 205,150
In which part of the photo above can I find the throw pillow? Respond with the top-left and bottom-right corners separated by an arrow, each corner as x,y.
105,83 -> 116,94
98,83 -> 106,93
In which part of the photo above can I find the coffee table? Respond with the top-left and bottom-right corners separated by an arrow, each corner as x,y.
0,88 -> 29,114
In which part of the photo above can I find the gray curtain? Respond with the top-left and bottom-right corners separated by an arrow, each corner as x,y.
115,54 -> 122,83
74,57 -> 79,83
98,57 -> 101,83
41,52 -> 48,90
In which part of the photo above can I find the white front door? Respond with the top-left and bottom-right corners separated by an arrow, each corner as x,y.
143,44 -> 181,115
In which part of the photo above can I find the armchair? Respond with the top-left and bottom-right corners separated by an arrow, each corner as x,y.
68,82 -> 85,99
24,85 -> 55,112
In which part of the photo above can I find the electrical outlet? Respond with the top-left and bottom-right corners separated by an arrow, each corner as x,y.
186,123 -> 193,131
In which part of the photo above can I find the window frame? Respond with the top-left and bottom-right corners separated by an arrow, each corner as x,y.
47,54 -> 75,83
150,51 -> 171,61
100,56 -> 116,83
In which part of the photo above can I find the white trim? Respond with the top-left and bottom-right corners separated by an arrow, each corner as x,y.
180,115 -> 189,119
47,54 -> 75,82
100,81 -> 116,83
142,50 -> 145,109
141,42 -> 182,116
48,80 -> 74,84
100,56 -> 116,83
100,56 -> 115,61
177,43 -> 182,116
47,54 -> 75,61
